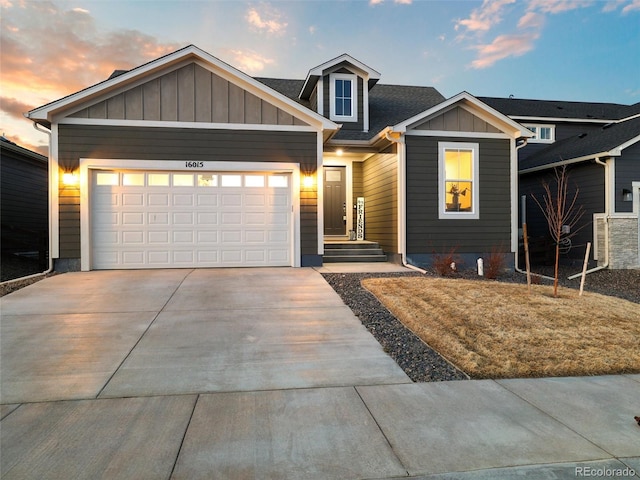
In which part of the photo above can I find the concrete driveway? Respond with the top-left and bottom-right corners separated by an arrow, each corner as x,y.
0,268 -> 410,403
1,267 -> 639,479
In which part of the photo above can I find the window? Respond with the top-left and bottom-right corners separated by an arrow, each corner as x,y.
525,124 -> 555,143
329,73 -> 357,122
439,142 -> 479,219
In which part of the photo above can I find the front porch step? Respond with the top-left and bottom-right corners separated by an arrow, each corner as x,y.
323,242 -> 387,263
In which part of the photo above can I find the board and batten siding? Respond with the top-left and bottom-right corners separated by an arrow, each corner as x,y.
412,106 -> 501,134
57,124 -> 318,259
362,153 -> 398,254
405,136 -> 511,255
70,63 -> 309,127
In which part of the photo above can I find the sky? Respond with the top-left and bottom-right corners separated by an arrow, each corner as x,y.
1,0 -> 639,155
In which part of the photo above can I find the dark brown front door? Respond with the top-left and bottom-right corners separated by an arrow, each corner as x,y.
324,166 -> 346,235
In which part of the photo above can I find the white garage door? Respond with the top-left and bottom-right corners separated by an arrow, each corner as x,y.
91,170 -> 292,269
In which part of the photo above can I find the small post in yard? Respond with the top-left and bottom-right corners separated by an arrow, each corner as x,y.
523,223 -> 532,294
579,242 -> 591,296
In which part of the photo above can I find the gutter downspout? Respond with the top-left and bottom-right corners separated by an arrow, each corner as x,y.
567,157 -> 609,279
385,129 -> 427,274
513,139 -> 556,281
0,122 -> 55,288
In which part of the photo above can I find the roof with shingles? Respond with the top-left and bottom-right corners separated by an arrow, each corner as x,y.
479,96 -> 640,121
256,78 -> 445,141
519,115 -> 640,171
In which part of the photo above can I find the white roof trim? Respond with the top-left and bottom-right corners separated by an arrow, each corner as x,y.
391,91 -> 534,139
509,116 -> 612,124
520,153 -> 614,174
27,45 -> 338,131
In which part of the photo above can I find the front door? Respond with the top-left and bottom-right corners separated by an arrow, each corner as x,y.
324,166 -> 346,235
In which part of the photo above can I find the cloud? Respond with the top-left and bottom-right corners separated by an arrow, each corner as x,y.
600,0 -> 640,13
527,0 -> 593,14
369,0 -> 412,5
0,1 -> 180,101
229,49 -> 275,74
455,0 -> 516,34
470,31 -> 540,69
246,6 -> 287,35
622,0 -> 640,13
517,11 -> 545,29
0,132 -> 49,156
1,96 -> 34,120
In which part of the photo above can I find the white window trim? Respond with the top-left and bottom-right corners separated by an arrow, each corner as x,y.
329,73 -> 357,123
438,142 -> 480,220
524,123 -> 555,143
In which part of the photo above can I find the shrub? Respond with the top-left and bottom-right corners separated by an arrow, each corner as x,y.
484,247 -> 507,279
433,247 -> 463,277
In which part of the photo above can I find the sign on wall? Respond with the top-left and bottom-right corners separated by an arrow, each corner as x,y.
356,197 -> 365,241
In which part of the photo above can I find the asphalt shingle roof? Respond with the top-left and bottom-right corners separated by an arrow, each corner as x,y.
479,96 -> 640,121
520,115 -> 640,170
255,78 -> 445,141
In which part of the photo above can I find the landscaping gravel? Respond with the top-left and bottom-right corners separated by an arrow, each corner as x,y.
323,267 -> 639,382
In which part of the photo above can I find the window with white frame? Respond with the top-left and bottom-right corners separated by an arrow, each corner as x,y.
524,124 -> 555,143
439,142 -> 479,219
329,73 -> 357,122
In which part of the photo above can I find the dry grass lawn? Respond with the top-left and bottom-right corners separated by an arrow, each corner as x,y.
362,277 -> 640,379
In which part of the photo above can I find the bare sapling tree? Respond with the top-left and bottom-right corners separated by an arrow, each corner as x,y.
531,165 -> 586,297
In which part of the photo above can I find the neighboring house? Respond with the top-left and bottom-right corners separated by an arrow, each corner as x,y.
481,97 -> 640,269
0,136 -> 49,270
26,44 -> 532,271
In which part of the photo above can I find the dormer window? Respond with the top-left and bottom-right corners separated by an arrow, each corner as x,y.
329,73 -> 357,122
525,124 -> 554,143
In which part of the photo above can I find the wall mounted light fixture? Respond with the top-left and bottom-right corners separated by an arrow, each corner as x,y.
622,188 -> 632,202
303,175 -> 314,188
62,172 -> 79,186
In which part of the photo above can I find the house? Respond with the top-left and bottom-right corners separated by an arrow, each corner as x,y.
26,45 -> 531,271
0,137 -> 49,276
481,97 -> 640,270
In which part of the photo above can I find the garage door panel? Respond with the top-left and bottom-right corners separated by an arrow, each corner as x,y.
149,231 -> 170,244
173,194 -> 194,206
173,212 -> 194,225
197,194 -> 218,206
197,231 -> 219,243
91,170 -> 292,269
122,212 -> 144,225
173,231 -> 194,243
122,231 -> 144,244
122,194 -> 144,206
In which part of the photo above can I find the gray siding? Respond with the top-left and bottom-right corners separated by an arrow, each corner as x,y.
520,161 -> 604,265
615,143 -> 640,213
57,125 -> 317,259
0,143 -> 48,256
406,136 -> 511,255
70,63 -> 309,127
362,154 -> 398,254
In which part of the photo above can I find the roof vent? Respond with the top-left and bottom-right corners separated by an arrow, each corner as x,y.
578,133 -> 587,138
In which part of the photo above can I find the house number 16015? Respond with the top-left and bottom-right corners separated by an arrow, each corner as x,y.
185,161 -> 205,168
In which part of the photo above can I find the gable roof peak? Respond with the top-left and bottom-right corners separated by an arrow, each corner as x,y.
299,53 -> 381,100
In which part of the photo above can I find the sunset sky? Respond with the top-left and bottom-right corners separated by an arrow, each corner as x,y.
2,0 -> 639,155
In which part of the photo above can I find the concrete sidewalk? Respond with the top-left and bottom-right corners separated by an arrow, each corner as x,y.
1,267 -> 639,479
